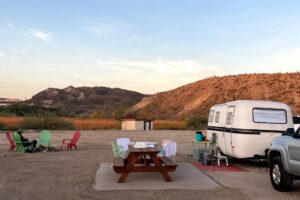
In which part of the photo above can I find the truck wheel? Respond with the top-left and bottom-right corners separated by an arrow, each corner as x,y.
270,156 -> 293,191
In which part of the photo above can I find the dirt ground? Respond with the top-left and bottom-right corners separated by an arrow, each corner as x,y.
0,130 -> 299,200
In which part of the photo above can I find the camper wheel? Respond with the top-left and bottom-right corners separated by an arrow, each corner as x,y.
270,156 -> 293,191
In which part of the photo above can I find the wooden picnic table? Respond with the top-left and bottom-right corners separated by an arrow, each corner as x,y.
113,145 -> 177,183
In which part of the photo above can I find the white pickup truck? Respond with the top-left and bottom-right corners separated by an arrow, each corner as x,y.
268,128 -> 300,191
293,116 -> 300,132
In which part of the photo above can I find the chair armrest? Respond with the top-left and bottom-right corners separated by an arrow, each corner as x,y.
61,139 -> 71,144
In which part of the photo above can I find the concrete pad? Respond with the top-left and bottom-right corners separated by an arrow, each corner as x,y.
94,162 -> 220,190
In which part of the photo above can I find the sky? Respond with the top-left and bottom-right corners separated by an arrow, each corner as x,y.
1,0 -> 300,99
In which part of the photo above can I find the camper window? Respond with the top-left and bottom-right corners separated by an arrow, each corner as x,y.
226,112 -> 233,125
252,108 -> 287,124
208,110 -> 215,122
215,111 -> 220,123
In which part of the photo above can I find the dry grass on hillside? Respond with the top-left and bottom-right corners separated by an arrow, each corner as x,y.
0,116 -> 188,130
153,120 -> 187,130
0,117 -> 121,130
66,118 -> 121,130
133,73 -> 300,119
0,116 -> 23,129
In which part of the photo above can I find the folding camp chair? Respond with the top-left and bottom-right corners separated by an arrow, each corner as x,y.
6,132 -> 16,151
61,131 -> 81,150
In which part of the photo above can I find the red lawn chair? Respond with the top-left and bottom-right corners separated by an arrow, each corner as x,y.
61,131 -> 81,150
6,132 -> 16,151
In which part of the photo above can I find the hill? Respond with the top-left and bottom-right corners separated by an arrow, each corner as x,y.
28,86 -> 145,117
132,73 -> 300,119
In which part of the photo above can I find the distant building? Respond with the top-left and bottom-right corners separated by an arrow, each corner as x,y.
0,98 -> 22,107
122,119 -> 153,131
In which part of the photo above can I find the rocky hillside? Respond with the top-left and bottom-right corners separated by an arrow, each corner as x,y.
132,73 -> 300,119
29,86 -> 145,117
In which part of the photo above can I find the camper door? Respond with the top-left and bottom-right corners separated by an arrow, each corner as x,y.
225,106 -> 235,155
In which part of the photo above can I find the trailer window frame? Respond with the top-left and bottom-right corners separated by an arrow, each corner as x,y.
215,111 -> 220,123
252,107 -> 287,124
226,106 -> 235,125
208,110 -> 215,123
226,112 -> 233,125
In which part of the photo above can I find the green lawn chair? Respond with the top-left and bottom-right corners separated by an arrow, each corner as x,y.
112,142 -> 128,158
37,130 -> 51,148
12,132 -> 33,152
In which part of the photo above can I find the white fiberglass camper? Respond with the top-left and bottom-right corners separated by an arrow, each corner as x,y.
206,100 -> 293,159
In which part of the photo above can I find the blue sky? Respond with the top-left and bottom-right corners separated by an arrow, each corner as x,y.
1,0 -> 300,99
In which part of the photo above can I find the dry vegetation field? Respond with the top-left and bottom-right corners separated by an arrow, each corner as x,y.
0,116 -> 187,130
66,118 -> 121,130
153,120 -> 187,130
0,116 -> 22,129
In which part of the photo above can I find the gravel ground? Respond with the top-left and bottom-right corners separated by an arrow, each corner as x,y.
0,130 -> 299,200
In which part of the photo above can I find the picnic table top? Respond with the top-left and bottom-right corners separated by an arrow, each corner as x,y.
128,145 -> 161,153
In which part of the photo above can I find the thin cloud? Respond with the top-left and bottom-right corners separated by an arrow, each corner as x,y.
86,22 -> 137,38
88,23 -> 117,36
73,58 -> 218,93
242,9 -> 257,17
245,47 -> 300,72
22,29 -> 53,43
127,35 -> 146,43
15,50 -> 27,55
0,52 -> 6,58
33,30 -> 52,42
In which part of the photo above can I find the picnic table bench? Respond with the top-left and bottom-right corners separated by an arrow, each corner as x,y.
113,146 -> 177,183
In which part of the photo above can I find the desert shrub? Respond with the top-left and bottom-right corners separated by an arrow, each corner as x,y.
0,122 -> 5,130
90,111 -> 106,119
122,110 -> 138,119
112,106 -> 129,121
154,120 -> 187,130
186,115 -> 208,130
20,116 -> 74,130
0,103 -> 62,117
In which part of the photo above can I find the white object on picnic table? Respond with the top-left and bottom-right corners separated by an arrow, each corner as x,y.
134,142 -> 147,148
132,142 -> 158,148
163,141 -> 177,157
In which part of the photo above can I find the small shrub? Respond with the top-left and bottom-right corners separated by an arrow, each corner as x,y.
20,116 -> 74,130
186,115 -> 208,130
0,122 -> 5,130
90,111 -> 106,119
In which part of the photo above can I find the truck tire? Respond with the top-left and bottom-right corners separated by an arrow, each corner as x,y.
270,156 -> 293,191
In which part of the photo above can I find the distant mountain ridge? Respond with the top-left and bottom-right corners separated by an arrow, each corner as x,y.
28,86 -> 145,117
132,73 -> 300,119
